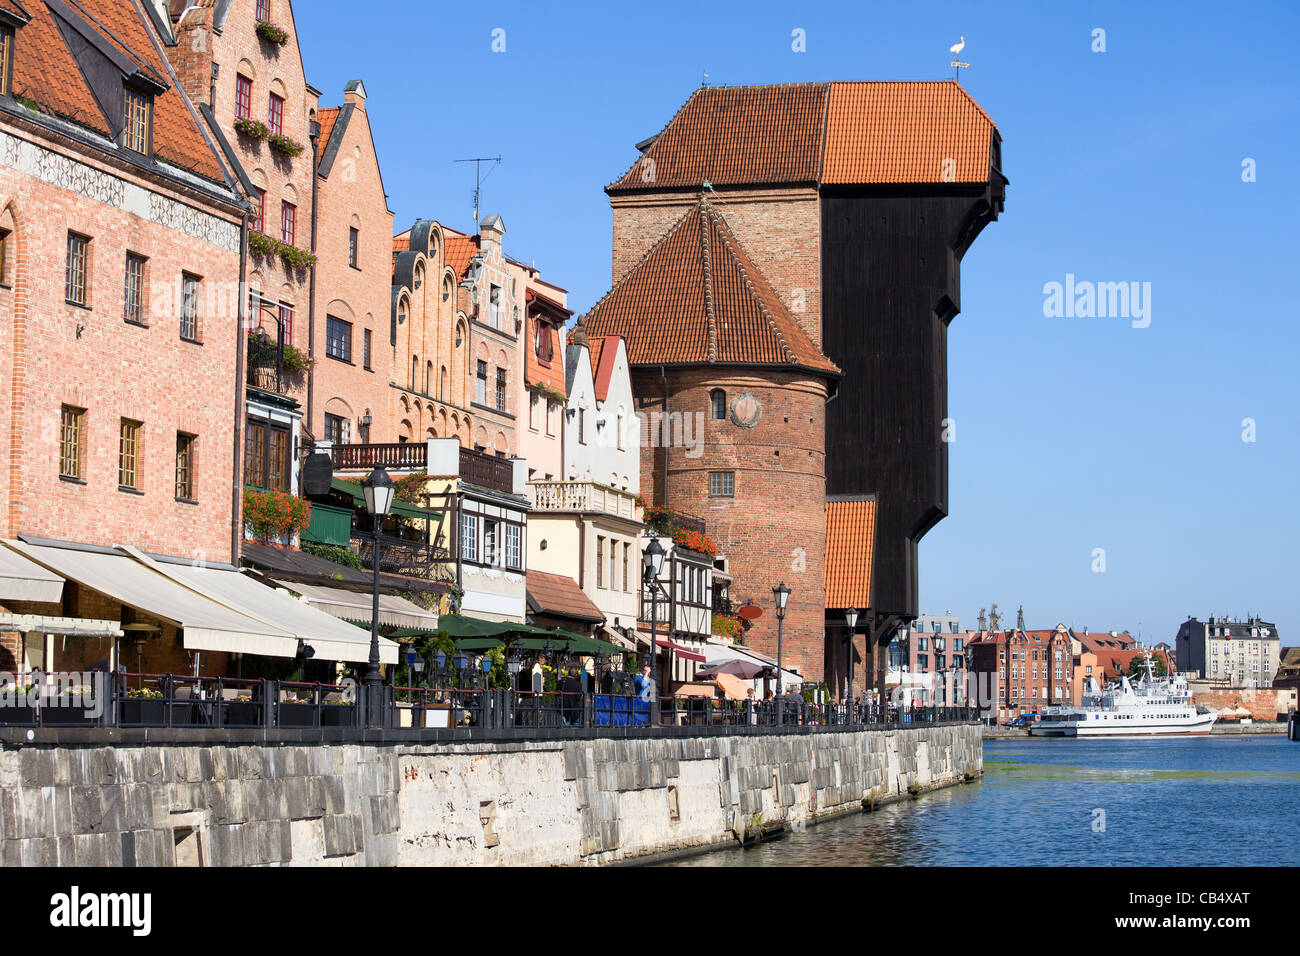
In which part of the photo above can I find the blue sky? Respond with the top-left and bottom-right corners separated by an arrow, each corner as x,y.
298,1 -> 1300,645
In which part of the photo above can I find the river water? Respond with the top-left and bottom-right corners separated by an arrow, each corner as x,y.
660,736 -> 1300,866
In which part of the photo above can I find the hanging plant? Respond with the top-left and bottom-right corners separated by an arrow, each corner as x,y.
256,21 -> 290,45
248,231 -> 317,269
234,118 -> 269,140
531,382 -> 566,406
268,133 -> 305,158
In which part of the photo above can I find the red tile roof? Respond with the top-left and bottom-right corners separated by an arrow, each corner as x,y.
582,199 -> 838,375
9,0 -> 227,184
392,233 -> 409,254
526,570 -> 603,623
608,80 -> 997,192
823,81 -> 996,184
591,335 -> 622,402
317,106 -> 341,154
444,234 -> 479,278
825,497 -> 875,609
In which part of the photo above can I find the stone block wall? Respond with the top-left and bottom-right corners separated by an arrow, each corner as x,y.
0,725 -> 980,866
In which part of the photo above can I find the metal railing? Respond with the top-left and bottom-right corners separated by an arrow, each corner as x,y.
246,364 -> 296,397
354,530 -> 449,578
0,672 -> 979,735
332,441 -> 427,472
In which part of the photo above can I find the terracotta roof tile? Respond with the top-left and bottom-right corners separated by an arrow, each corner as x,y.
317,106 -> 341,153
583,199 -> 838,375
392,234 -> 409,254
609,83 -> 827,192
9,0 -> 227,183
608,80 -> 997,192
825,498 -> 875,609
444,234 -> 479,278
591,335 -> 621,402
527,570 -> 603,622
823,81 -> 995,184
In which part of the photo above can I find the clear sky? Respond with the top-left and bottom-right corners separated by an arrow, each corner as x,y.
297,0 -> 1300,646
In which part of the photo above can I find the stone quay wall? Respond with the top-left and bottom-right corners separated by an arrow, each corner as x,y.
0,725 -> 981,867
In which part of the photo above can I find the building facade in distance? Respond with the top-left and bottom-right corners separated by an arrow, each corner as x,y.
1176,615 -> 1280,687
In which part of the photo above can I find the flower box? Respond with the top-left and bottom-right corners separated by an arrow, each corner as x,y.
120,698 -> 166,726
256,21 -> 289,45
268,133 -> 305,158
234,118 -> 269,140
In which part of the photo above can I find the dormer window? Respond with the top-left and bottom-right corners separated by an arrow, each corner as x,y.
0,26 -> 13,98
123,86 -> 152,154
534,319 -> 553,363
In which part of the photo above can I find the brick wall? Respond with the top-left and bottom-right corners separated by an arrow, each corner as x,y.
0,126 -> 241,560
312,87 -> 394,442
634,367 -> 829,680
610,188 -> 822,348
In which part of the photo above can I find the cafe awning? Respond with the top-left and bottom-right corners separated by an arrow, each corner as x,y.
6,540 -> 299,659
272,580 -> 439,631
636,632 -> 706,663
127,550 -> 398,666
0,545 -> 64,604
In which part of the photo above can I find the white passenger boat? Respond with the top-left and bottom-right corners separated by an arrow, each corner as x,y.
1030,654 -> 1217,737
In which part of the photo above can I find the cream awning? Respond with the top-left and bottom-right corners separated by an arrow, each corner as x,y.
6,541 -> 299,658
124,549 -> 399,666
273,579 -> 439,632
0,545 -> 64,604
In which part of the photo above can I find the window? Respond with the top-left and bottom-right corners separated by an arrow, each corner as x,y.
0,27 -> 12,98
267,92 -> 284,137
180,273 -> 201,341
708,471 -> 734,497
123,87 -> 151,154
324,413 -> 350,445
610,546 -> 617,594
529,393 -> 539,430
256,0 -> 270,21
483,519 -> 498,566
252,189 -> 266,234
244,419 -> 290,491
596,537 -> 605,588
175,434 -> 195,500
59,406 -> 84,480
65,233 -> 89,305
235,74 -> 252,120
534,320 -> 553,363
460,513 -> 478,563
278,302 -> 294,344
506,524 -> 522,571
710,389 -> 726,420
495,368 -> 506,411
363,329 -> 372,370
489,284 -> 503,328
118,419 -> 142,491
617,411 -> 625,451
280,201 -> 296,246
623,542 -> 631,592
439,367 -> 447,401
578,408 -> 586,445
476,361 -> 487,405
326,315 -> 351,361
123,253 -> 146,325
348,227 -> 359,268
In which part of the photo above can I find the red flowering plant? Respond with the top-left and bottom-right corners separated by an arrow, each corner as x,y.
673,528 -> 717,557
242,488 -> 312,542
642,505 -> 719,556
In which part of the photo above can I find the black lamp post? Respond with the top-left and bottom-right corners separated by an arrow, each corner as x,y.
642,537 -> 666,727
361,465 -> 394,728
774,582 -> 791,723
845,606 -> 859,723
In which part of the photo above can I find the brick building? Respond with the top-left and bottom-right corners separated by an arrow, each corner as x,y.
967,625 -> 1075,723
590,81 -> 1006,683
0,0 -> 243,671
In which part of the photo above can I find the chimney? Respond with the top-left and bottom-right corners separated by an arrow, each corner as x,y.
344,80 -> 368,111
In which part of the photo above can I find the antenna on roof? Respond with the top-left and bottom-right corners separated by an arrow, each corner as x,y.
454,155 -> 502,223
949,35 -> 970,81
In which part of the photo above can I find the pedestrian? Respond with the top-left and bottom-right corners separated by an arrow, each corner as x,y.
635,664 -> 653,701
784,685 -> 804,724
561,667 -> 582,726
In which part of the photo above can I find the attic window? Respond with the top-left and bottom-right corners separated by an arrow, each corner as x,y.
123,86 -> 152,155
0,26 -> 12,99
534,319 -> 553,364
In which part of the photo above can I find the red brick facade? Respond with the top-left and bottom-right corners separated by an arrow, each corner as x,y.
635,368 -> 829,680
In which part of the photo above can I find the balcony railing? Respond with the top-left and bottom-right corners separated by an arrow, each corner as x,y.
247,364 -> 295,397
354,531 -> 451,580
527,480 -> 638,520
333,442 -> 427,471
330,443 -> 515,496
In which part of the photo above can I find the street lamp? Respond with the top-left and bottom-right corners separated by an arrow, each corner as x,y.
773,582 -> 791,724
642,537 -> 666,726
361,464 -> 394,727
845,606 -> 859,723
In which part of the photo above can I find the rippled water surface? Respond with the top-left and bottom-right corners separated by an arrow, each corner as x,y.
660,737 -> 1300,866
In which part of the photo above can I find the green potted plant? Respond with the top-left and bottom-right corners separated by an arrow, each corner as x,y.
268,133 -> 305,158
255,21 -> 289,45
234,117 -> 269,141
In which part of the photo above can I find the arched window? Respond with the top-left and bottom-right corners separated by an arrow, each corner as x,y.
710,389 -> 726,420
439,366 -> 447,401
426,360 -> 432,394
411,356 -> 418,390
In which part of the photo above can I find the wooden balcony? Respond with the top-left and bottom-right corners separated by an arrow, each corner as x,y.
331,442 -> 515,496
527,480 -> 639,521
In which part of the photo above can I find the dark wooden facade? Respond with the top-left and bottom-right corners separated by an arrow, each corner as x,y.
821,157 -> 1006,627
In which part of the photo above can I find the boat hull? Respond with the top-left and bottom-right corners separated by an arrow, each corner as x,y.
1031,715 -> 1217,738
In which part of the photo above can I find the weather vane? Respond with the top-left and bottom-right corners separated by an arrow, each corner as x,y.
949,35 -> 969,81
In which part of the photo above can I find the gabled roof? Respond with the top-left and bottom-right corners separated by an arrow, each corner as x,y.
582,199 -> 838,376
607,80 -> 998,193
591,335 -> 622,402
825,497 -> 875,610
7,0 -> 227,183
444,234 -> 479,278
